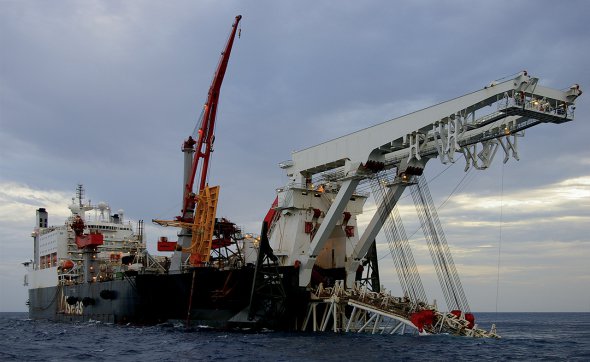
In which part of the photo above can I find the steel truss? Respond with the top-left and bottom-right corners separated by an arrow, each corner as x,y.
300,281 -> 499,338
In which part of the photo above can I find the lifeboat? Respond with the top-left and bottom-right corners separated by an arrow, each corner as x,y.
59,259 -> 75,270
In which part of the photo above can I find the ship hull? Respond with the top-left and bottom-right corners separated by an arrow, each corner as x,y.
29,278 -> 140,324
28,265 -> 309,328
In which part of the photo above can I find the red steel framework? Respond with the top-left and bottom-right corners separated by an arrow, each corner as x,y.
181,15 -> 242,218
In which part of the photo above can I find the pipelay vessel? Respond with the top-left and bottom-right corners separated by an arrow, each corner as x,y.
25,16 -> 582,337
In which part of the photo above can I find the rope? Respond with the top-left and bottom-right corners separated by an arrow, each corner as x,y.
495,162 -> 505,314
438,168 -> 473,210
493,71 -> 523,83
411,174 -> 470,312
376,158 -> 470,263
30,284 -> 62,311
186,269 -> 197,328
192,106 -> 205,139
369,170 -> 427,304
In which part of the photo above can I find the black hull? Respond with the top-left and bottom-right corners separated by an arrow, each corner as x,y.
28,265 -> 310,329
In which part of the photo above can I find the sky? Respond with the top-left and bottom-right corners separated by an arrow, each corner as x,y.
1,0 -> 589,313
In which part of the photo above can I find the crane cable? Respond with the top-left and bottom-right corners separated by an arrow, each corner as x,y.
495,162 -> 505,315
376,158 -> 474,263
192,106 -> 205,139
410,175 -> 470,312
370,171 -> 427,304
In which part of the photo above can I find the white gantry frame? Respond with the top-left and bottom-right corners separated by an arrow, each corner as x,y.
276,72 -> 581,287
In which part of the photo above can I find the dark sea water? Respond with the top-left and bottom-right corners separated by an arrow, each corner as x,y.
1,312 -> 588,361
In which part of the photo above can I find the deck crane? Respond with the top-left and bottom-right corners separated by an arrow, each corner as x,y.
183,14 -> 242,217
154,15 -> 242,269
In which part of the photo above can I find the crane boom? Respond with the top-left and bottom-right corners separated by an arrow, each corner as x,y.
182,15 -> 242,217
283,73 -> 581,179
154,15 -> 241,270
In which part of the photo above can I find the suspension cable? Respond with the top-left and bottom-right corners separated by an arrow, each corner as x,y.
495,162 -> 505,314
411,174 -> 470,312
370,170 -> 427,304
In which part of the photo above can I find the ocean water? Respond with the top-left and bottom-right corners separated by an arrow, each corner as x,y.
0,312 -> 588,361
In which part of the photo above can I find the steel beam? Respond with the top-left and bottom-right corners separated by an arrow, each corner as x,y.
346,181 -> 407,284
300,175 -> 361,286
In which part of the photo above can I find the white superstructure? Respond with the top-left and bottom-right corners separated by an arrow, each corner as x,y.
27,185 -> 146,289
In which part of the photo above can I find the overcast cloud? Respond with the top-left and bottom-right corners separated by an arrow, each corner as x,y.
1,0 -> 588,312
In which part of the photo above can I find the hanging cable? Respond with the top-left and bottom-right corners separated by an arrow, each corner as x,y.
370,170 -> 427,304
438,168 -> 473,210
411,174 -> 470,312
192,106 -> 206,139
495,162 -> 505,315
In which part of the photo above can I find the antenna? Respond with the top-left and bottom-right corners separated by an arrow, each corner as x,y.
76,184 -> 85,207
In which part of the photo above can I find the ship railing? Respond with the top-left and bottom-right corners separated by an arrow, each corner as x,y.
143,251 -> 167,273
278,182 -> 368,206
58,263 -> 83,284
497,94 -> 574,119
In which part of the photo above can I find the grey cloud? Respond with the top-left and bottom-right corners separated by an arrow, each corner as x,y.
1,0 -> 589,312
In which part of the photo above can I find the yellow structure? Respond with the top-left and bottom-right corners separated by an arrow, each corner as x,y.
153,185 -> 219,266
187,186 -> 219,265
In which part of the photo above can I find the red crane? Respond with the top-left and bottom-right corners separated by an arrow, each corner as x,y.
181,15 -> 242,218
